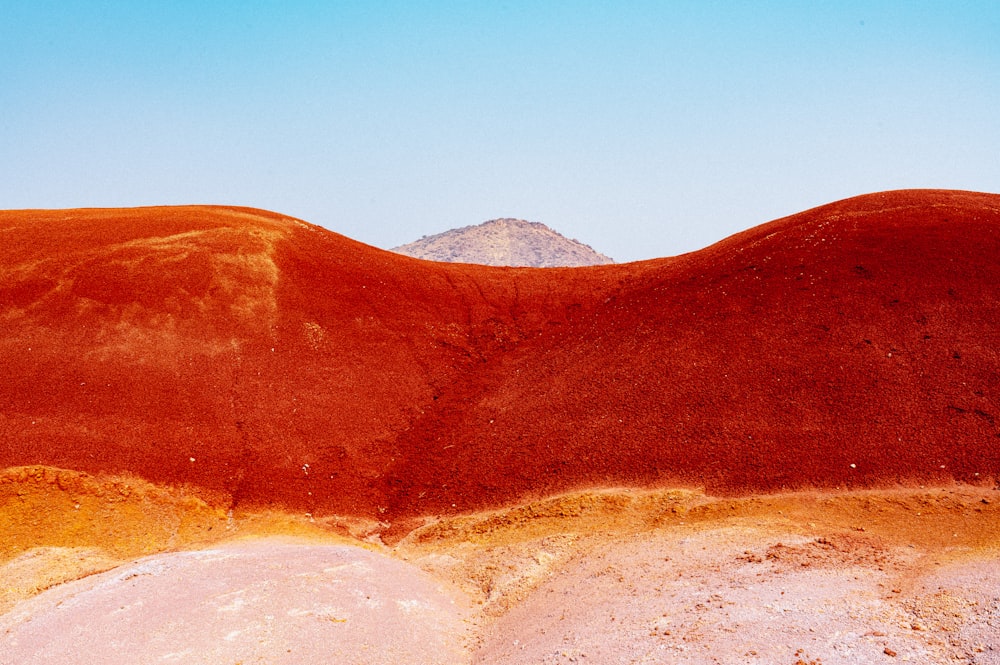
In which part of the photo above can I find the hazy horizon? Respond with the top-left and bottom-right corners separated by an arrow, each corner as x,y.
3,2 -> 998,262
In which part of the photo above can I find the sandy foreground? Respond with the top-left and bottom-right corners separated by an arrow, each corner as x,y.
1,471 -> 998,664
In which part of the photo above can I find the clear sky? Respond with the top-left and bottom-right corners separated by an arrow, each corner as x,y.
2,2 -> 998,262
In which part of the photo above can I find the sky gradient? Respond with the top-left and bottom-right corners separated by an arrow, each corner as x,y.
3,1 -> 998,262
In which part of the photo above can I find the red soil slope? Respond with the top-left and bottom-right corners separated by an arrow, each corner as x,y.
2,191 -> 998,521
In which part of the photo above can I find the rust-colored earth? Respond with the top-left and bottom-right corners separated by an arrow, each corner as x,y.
2,190 -> 999,663
2,190 -> 999,522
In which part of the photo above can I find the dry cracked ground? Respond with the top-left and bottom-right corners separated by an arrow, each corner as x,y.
2,471 -> 998,664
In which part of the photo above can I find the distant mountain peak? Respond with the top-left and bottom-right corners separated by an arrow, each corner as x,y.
391,218 -> 614,267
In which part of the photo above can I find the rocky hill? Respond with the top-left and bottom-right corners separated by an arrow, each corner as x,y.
391,217 -> 614,266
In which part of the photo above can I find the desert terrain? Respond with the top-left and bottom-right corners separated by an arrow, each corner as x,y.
1,190 -> 998,663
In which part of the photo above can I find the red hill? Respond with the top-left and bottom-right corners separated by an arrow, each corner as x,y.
1,191 -> 998,522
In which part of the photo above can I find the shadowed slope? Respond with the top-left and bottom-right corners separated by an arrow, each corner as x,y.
384,190 -> 1000,516
2,191 -> 999,522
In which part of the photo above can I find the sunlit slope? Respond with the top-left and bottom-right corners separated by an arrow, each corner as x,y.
0,206 -> 609,516
2,191 -> 998,521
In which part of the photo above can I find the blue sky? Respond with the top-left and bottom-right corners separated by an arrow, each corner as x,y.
2,2 -> 998,262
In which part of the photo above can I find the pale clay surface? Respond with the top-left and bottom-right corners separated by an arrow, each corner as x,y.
3,487 -> 999,665
1,542 -> 471,665
470,528 -> 1000,664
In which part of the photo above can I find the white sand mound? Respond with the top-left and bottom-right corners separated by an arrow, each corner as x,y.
1,540 -> 470,665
